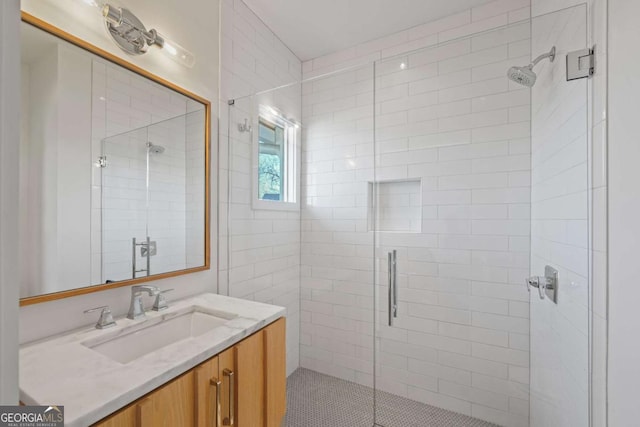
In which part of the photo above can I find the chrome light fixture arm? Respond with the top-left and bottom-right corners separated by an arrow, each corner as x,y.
80,1 -> 195,67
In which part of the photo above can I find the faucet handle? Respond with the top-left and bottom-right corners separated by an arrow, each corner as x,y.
152,289 -> 174,311
84,305 -> 117,329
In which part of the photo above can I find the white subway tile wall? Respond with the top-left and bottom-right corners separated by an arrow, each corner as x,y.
370,180 -> 423,233
185,107 -> 207,269
301,2 -> 533,426
529,5 -> 589,427
530,1 -> 610,425
91,59 -> 206,284
219,0 -> 302,376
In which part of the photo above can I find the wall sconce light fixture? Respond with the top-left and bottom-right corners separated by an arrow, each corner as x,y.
80,0 -> 195,68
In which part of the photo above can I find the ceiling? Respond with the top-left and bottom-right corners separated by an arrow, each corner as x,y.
243,0 -> 491,61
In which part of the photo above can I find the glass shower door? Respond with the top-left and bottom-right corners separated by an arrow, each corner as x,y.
101,126 -> 149,283
373,20 -> 536,427
372,7 -> 592,427
529,5 -> 590,427
147,114 -> 188,276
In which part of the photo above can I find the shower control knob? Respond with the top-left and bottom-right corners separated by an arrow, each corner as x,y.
525,276 -> 546,300
525,266 -> 559,304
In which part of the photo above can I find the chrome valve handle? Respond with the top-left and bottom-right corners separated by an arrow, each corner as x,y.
525,276 -> 546,300
525,266 -> 559,304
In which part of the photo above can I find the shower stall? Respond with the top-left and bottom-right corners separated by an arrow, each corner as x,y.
100,109 -> 206,283
224,4 -> 594,426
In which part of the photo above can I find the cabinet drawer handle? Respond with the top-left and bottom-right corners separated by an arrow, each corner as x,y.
135,398 -> 152,427
223,369 -> 234,426
211,377 -> 222,427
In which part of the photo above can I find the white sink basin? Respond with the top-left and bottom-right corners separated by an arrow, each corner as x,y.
82,306 -> 236,364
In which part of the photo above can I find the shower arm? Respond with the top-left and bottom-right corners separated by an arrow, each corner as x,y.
528,46 -> 556,68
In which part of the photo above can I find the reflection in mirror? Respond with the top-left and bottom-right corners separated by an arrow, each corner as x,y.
19,18 -> 209,301
101,111 -> 205,283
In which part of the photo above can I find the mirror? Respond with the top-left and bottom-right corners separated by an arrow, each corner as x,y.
19,14 -> 210,304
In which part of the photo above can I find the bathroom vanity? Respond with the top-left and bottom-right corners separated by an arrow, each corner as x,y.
19,294 -> 286,427
16,11 -> 288,427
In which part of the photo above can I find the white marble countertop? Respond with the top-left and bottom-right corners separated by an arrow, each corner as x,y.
19,293 -> 285,427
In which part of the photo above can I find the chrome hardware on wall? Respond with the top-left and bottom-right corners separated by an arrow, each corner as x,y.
566,47 -> 595,80
388,250 -> 398,326
132,237 -> 156,278
525,265 -> 558,304
140,240 -> 157,257
95,156 -> 107,168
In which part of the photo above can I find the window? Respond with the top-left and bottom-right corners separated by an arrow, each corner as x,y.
258,119 -> 285,201
253,105 -> 299,210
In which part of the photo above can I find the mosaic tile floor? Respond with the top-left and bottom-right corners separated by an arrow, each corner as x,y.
283,368 -> 499,427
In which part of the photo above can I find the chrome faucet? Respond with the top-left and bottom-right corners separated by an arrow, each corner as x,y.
84,305 -> 117,329
127,285 -> 159,320
152,288 -> 174,311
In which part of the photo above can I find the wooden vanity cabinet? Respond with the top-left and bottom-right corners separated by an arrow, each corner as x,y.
93,318 -> 286,427
92,371 -> 195,427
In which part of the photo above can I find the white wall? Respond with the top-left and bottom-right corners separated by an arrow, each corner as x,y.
218,0 -> 302,376
608,0 -> 640,425
19,0 -> 219,344
300,2 -> 532,426
0,0 -> 20,405
57,46 -> 93,291
20,43 -> 94,297
20,48 -> 58,296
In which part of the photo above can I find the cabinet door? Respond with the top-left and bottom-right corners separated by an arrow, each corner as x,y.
92,397 -> 152,427
234,330 -> 265,427
264,318 -> 286,427
195,356 -> 221,427
149,371 -> 195,427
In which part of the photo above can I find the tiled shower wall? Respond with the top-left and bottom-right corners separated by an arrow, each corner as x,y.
301,1 -> 532,426
530,0 -> 609,426
529,6 -> 589,426
219,0 -> 302,375
92,61 -> 201,283
185,108 -> 207,269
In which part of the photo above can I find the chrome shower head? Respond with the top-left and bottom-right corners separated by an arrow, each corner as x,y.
507,65 -> 537,87
147,142 -> 165,154
507,46 -> 556,87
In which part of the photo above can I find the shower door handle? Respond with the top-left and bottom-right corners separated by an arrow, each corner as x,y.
388,250 -> 398,326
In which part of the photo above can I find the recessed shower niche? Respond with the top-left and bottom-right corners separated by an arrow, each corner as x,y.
368,179 -> 422,233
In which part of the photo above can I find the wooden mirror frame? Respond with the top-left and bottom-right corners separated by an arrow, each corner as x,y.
20,12 -> 211,306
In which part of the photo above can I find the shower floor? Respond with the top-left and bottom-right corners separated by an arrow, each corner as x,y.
284,368 -> 499,427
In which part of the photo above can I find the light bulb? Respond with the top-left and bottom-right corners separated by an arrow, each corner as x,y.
155,32 -> 195,68
81,0 -> 105,9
